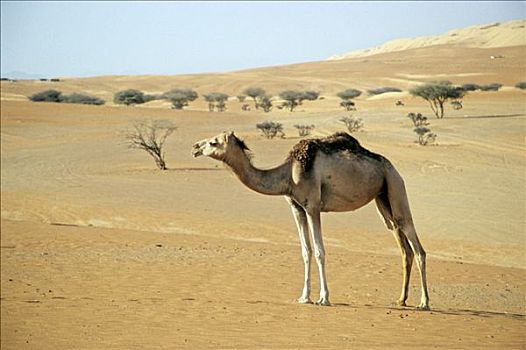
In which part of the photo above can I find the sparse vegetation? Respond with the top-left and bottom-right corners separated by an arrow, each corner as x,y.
63,93 -> 105,105
409,81 -> 466,118
367,87 -> 402,95
237,95 -> 247,102
29,89 -> 64,102
114,89 -> 146,105
164,89 -> 199,109
124,120 -> 177,170
515,82 -> 526,90
278,90 -> 319,111
29,90 -> 105,105
340,116 -> 363,133
414,127 -> 437,146
460,83 -> 481,91
258,94 -> 273,112
407,112 -> 429,127
451,100 -> 463,110
256,121 -> 284,139
337,89 -> 362,111
407,113 -> 436,146
243,87 -> 266,110
479,83 -> 502,91
293,124 -> 315,137
203,92 -> 229,112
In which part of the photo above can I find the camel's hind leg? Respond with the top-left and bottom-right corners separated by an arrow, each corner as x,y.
375,194 -> 414,307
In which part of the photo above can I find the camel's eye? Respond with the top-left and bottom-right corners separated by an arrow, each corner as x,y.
209,140 -> 219,147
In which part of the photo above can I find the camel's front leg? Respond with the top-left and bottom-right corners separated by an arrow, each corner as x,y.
289,199 -> 313,304
306,209 -> 330,306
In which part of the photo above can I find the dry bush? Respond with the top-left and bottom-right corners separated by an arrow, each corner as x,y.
340,116 -> 363,133
125,120 -> 177,170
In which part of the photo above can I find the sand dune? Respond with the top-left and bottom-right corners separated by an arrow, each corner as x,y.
1,19 -> 525,349
329,19 -> 526,60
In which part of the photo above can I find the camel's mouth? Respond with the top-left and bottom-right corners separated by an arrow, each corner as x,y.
191,143 -> 204,158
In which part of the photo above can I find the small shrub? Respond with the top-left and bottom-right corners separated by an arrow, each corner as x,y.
29,89 -> 64,102
63,93 -> 105,105
479,83 -> 502,91
114,89 -> 145,105
294,124 -> 315,137
256,121 -> 284,139
237,95 -> 247,102
340,100 -> 356,111
337,89 -> 362,100
414,127 -> 437,146
337,89 -> 361,111
514,82 -> 526,90
407,112 -> 429,127
50,78 -> 60,82
340,116 -> 363,133
451,100 -> 463,110
461,83 -> 481,91
367,87 -> 402,95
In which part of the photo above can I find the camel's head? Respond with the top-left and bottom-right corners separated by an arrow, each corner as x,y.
192,131 -> 249,161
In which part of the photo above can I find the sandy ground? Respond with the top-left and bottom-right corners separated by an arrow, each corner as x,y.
1,43 -> 526,348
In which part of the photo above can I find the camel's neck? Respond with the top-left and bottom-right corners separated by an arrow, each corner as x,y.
223,146 -> 291,196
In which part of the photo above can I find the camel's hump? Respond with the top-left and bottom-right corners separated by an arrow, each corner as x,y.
289,132 -> 383,171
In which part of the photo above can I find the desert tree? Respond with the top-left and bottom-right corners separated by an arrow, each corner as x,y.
279,90 -> 320,111
337,88 -> 362,111
410,81 -> 466,119
515,82 -> 526,90
256,121 -> 284,139
125,120 -> 177,170
114,89 -> 146,106
340,115 -> 363,133
294,124 -> 315,137
257,94 -> 273,112
203,92 -> 229,112
279,90 -> 302,111
243,87 -> 266,110
164,88 -> 199,109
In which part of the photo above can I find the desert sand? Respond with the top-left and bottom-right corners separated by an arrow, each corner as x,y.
1,22 -> 526,349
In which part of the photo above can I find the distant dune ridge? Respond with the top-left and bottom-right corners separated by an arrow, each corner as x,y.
328,19 -> 526,60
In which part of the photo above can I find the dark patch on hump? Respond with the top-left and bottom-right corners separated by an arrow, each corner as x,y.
289,132 -> 383,172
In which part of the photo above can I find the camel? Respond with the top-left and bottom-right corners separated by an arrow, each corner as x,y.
192,131 -> 430,310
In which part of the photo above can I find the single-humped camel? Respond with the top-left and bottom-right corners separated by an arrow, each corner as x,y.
192,131 -> 430,310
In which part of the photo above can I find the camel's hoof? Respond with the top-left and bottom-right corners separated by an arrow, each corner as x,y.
315,298 -> 331,306
297,297 -> 313,304
417,304 -> 430,311
397,299 -> 407,307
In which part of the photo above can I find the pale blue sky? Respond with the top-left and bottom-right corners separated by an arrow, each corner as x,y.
1,1 -> 524,78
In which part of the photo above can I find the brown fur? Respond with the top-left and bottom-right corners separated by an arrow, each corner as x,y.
289,132 -> 384,171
